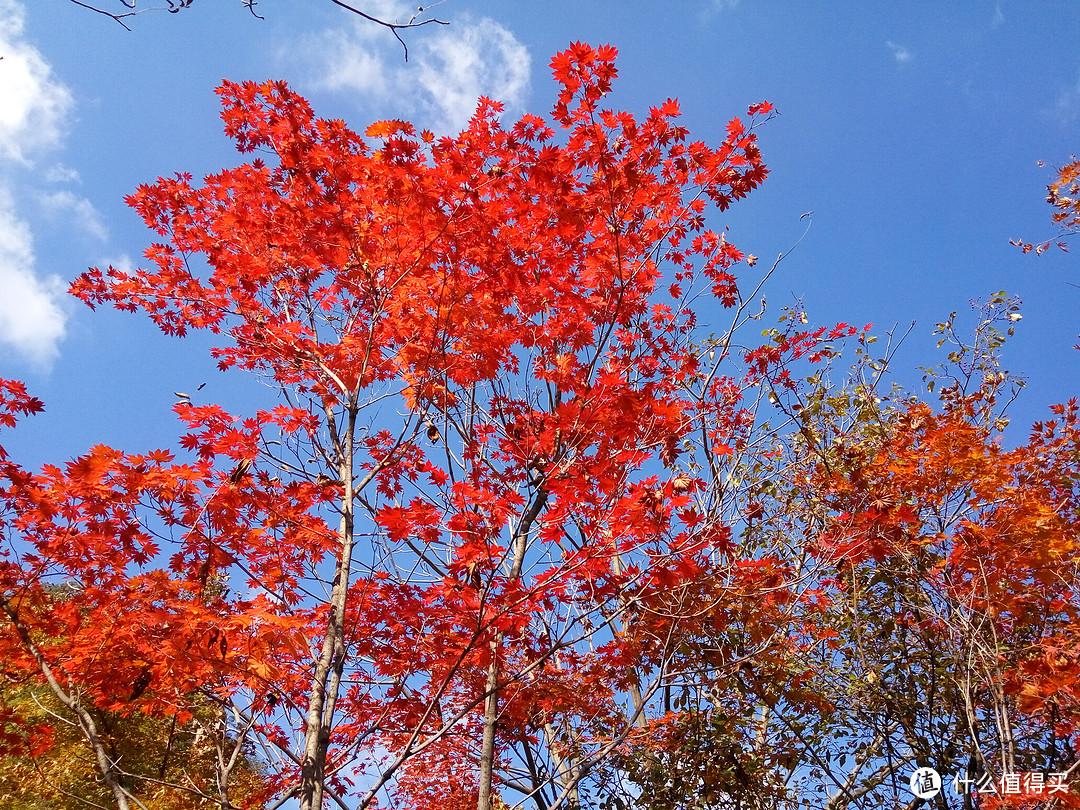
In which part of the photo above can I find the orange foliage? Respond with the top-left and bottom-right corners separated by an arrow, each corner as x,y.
1013,156 -> 1080,254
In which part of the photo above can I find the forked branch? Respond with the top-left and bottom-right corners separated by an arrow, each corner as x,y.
67,0 -> 451,58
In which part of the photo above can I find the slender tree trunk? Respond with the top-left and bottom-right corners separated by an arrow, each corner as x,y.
300,406 -> 357,810
476,487 -> 547,810
610,548 -> 649,731
477,639 -> 501,810
544,720 -> 581,809
3,598 -> 135,810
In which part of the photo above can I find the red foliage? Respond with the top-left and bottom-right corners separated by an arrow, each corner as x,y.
1,43 -> 880,809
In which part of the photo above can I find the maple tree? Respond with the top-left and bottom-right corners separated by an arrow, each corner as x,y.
0,619 -> 269,810
1012,156 -> 1080,255
1,42 -> 844,810
606,299 -> 1080,810
3,39 -> 1077,810
801,364 -> 1080,808
817,350 -> 1063,808
761,300 -> 1079,810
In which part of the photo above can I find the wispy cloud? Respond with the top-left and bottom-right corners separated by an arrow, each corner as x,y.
1050,67 -> 1080,125
0,1 -> 71,164
295,2 -> 530,134
886,40 -> 913,64
413,18 -> 531,132
700,0 -> 741,24
44,163 -> 81,184
0,188 -> 67,370
0,0 -> 76,369
37,190 -> 108,242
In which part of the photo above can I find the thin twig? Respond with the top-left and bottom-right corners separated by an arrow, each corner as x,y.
67,0 -> 137,30
68,0 -> 452,56
326,0 -> 450,61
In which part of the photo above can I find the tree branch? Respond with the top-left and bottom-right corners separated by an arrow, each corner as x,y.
66,0 -> 452,60
326,0 -> 450,60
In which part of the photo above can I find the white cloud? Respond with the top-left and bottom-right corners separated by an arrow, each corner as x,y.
1051,68 -> 1080,125
37,190 -> 108,242
414,18 -> 531,132
0,0 -> 73,163
0,0 -> 92,368
0,187 -> 67,370
320,32 -> 393,99
700,0 -> 740,23
298,3 -> 530,134
886,40 -> 913,64
44,163 -> 81,184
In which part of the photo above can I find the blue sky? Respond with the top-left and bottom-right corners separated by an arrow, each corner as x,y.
0,0 -> 1078,468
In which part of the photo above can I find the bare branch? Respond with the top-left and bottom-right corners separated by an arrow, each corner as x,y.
326,0 -> 450,60
66,0 -> 452,59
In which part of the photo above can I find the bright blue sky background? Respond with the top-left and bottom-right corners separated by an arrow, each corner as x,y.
1,0 -> 1078,469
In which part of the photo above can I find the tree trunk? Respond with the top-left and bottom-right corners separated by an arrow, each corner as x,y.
476,487 -> 547,810
2,597 -> 135,810
476,639 -> 501,810
299,406 -> 357,810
